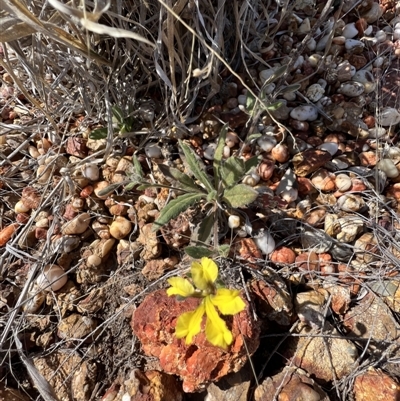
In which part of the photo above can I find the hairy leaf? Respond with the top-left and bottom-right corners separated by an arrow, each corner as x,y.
89,127 -> 108,139
223,184 -> 258,208
263,65 -> 287,86
197,213 -> 215,245
153,193 -> 204,231
158,164 -> 203,193
179,140 -> 214,193
220,157 -> 245,188
112,105 -> 125,124
213,124 -> 228,189
266,101 -> 284,111
279,83 -> 301,94
185,246 -> 213,259
244,156 -> 260,174
132,155 -> 144,179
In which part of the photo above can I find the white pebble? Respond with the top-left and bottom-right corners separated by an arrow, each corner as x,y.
316,35 -> 330,52
145,143 -> 162,158
352,70 -> 376,94
373,57 -> 384,68
203,143 -> 217,160
257,135 -> 277,152
308,54 -> 322,67
368,127 -> 387,139
377,108 -> 400,127
306,37 -> 317,51
375,30 -> 387,43
305,84 -> 325,102
331,158 -> 349,169
377,159 -> 399,178
290,105 -> 318,121
345,39 -> 364,51
335,173 -> 352,192
228,215 -> 241,229
342,22 -> 359,39
337,82 -> 365,97
242,173 -> 260,187
254,231 -> 275,255
82,163 -> 99,181
283,91 -> 297,101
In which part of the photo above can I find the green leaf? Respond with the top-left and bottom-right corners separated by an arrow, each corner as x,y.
279,83 -> 301,94
213,124 -> 228,189
158,164 -> 203,193
89,127 -> 108,140
197,213 -> 215,244
153,193 -> 204,231
246,92 -> 256,111
206,189 -> 218,202
244,156 -> 260,174
124,182 -> 136,191
220,157 -> 245,188
132,155 -> 144,179
97,182 -> 124,197
262,65 -> 287,86
265,101 -> 283,111
246,133 -> 262,143
179,140 -> 214,193
112,105 -> 125,124
218,244 -> 231,258
185,246 -> 213,259
223,184 -> 258,208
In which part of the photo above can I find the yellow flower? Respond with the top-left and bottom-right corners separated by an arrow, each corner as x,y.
167,257 -> 246,349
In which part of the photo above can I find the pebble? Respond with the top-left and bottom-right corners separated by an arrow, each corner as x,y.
352,70 -> 376,93
317,142 -> 338,156
337,194 -> 365,212
62,213 -> 91,235
377,107 -> 400,126
305,84 -> 325,102
257,135 -> 277,152
335,174 -> 352,192
368,127 -> 387,139
301,228 -> 332,253
254,230 -> 275,255
361,2 -> 382,23
336,216 -> 364,242
145,143 -> 162,159
290,105 -> 318,121
344,39 -> 364,52
203,143 -> 216,160
337,82 -> 365,97
342,22 -> 359,39
377,159 -> 399,178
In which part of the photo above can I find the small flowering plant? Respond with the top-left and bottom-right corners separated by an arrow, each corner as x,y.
167,257 -> 246,350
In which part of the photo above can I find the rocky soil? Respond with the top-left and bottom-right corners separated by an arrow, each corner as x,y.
1,0 -> 400,400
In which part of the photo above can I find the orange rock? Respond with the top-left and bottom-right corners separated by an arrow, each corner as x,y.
0,223 -> 18,247
232,238 -> 262,265
297,177 -> 315,195
350,177 -> 367,192
354,369 -> 400,401
295,252 -> 319,272
359,151 -> 377,166
270,247 -> 296,264
131,290 -> 260,392
311,169 -> 336,191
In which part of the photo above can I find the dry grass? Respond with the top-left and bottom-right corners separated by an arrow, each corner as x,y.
1,0 -> 400,400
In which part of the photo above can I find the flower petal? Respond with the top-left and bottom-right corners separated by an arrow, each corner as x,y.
175,302 -> 205,344
167,277 -> 195,298
191,257 -> 218,290
205,296 -> 232,349
211,288 -> 246,315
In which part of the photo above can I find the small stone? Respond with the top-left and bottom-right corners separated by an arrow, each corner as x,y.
377,159 -> 399,178
305,83 -> 325,102
338,81 -> 365,97
109,216 -> 132,239
290,105 -> 319,121
317,142 -> 338,156
292,149 -> 331,177
311,169 -> 336,191
377,107 -> 400,126
337,194 -> 365,212
352,70 -> 376,93
145,143 -> 162,159
336,216 -> 364,242
301,228 -> 332,253
344,39 -> 365,52
270,247 -> 296,264
359,151 -> 378,166
66,137 -> 87,158
335,173 -> 352,192
296,290 -> 328,328
342,22 -> 359,38
62,213 -> 91,235
57,314 -> 97,341
254,231 -> 275,255
361,2 -> 383,23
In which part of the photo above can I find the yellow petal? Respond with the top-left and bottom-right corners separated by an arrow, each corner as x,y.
167,277 -> 195,298
175,303 -> 205,344
211,288 -> 246,315
191,257 -> 218,290
204,296 -> 233,349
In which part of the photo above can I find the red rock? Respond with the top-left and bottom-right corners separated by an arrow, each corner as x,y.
131,290 -> 260,392
295,252 -> 319,272
354,368 -> 400,401
270,247 -> 296,264
232,237 -> 262,265
66,137 -> 88,158
297,177 -> 315,195
359,151 -> 378,166
250,279 -> 293,326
